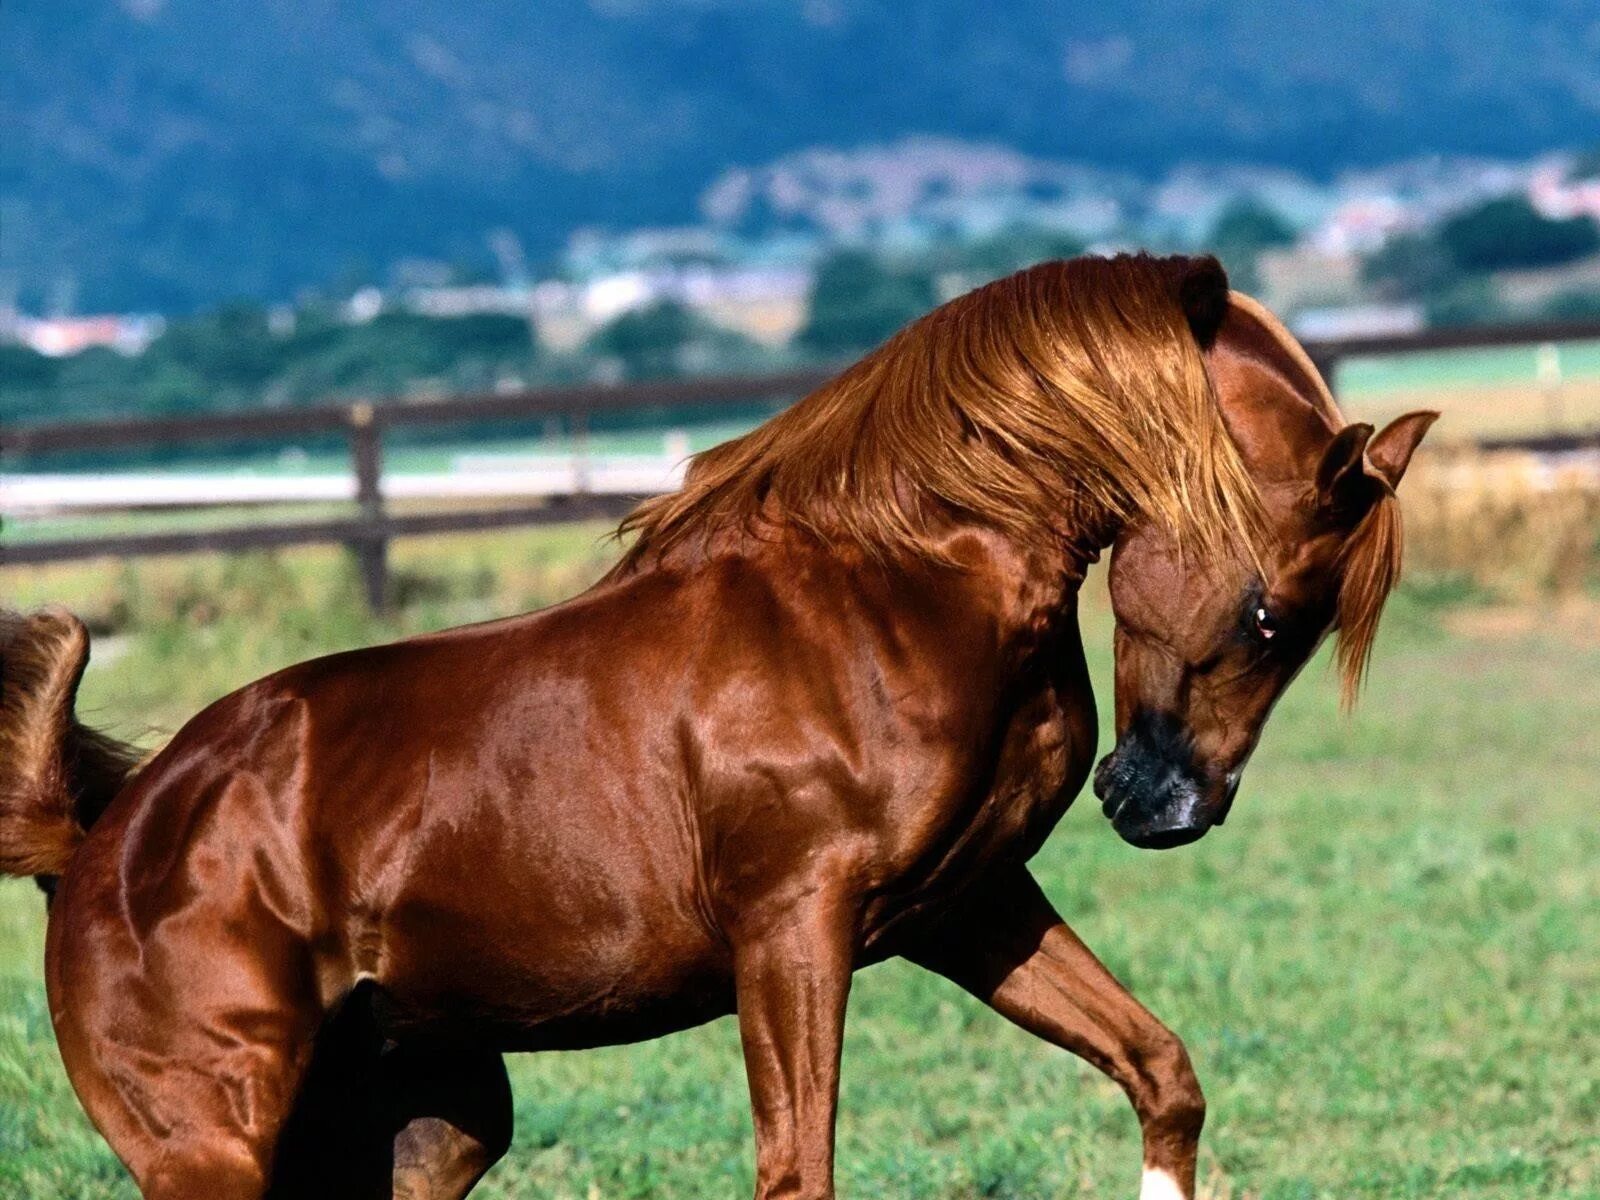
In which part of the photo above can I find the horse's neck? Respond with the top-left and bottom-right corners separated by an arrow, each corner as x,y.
612,517 -> 1102,669
852,523 -> 1099,680
952,520 -> 1099,610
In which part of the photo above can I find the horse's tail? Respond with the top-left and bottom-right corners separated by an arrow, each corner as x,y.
0,608 -> 142,879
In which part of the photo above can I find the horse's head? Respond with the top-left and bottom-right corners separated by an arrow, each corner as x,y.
1094,292 -> 1437,848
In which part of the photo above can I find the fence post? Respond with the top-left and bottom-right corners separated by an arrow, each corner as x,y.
571,408 -> 591,493
348,402 -> 388,612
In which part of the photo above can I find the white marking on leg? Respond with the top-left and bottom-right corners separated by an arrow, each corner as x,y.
1140,1166 -> 1186,1200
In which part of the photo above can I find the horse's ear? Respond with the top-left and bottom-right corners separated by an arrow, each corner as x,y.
1315,422 -> 1384,524
1366,410 -> 1439,491
1176,255 -> 1230,349
1315,411 -> 1439,524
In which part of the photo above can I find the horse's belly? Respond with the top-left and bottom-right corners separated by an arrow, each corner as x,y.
369,862 -> 732,1051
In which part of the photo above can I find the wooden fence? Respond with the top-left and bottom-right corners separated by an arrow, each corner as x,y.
3,320 -> 1600,609
0,368 -> 833,607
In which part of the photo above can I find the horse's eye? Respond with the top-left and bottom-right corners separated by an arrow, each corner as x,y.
1253,607 -> 1279,641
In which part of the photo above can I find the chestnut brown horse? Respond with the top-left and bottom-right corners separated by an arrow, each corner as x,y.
0,254 -> 1434,1200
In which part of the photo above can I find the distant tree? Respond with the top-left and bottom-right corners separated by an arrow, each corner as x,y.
1211,201 -> 1296,249
676,323 -> 771,377
1423,278 -> 1505,328
0,304 -> 545,426
0,344 -> 59,391
114,357 -> 210,418
148,303 -> 281,398
0,344 -> 70,424
587,300 -> 697,380
798,250 -> 937,356
1362,232 -> 1460,300
1439,196 -> 1600,272
1206,200 -> 1296,292
959,226 -> 1086,281
1569,146 -> 1600,183
281,312 -> 537,398
1541,289 -> 1600,320
421,313 -> 538,362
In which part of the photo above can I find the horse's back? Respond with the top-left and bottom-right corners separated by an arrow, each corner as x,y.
50,568 -> 738,1049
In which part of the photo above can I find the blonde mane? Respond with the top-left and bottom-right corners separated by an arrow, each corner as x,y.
617,254 -> 1269,573
1333,495 -> 1403,706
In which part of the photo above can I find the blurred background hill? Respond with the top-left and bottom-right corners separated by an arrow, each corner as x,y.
6,0 -> 1600,312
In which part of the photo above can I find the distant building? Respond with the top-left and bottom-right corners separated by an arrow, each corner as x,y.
344,287 -> 385,324
563,226 -> 734,277
699,138 -> 1135,245
1146,163 -> 1331,245
529,264 -> 812,351
1291,304 -> 1425,341
266,305 -> 298,337
399,285 -> 534,319
1495,256 -> 1600,311
1529,159 -> 1600,223
675,265 -> 813,346
1257,246 -> 1364,313
6,313 -> 165,357
1309,197 -> 1415,257
1333,155 -> 1529,227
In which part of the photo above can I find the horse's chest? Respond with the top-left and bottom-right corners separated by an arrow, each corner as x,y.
968,679 -> 1096,859
867,672 -> 1097,939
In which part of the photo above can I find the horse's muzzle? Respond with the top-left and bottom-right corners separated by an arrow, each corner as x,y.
1093,712 -> 1238,849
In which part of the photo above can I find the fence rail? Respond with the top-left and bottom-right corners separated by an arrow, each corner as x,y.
1298,316 -> 1600,377
4,320 -> 1600,608
0,367 -> 839,605
0,368 -> 836,456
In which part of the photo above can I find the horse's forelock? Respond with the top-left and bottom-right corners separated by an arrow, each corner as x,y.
1333,493 -> 1404,707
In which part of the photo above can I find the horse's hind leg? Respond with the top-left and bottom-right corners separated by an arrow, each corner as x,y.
266,990 -> 395,1198
386,1042 -> 514,1200
47,924 -> 323,1198
268,995 -> 512,1200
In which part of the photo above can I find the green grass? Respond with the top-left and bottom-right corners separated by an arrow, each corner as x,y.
1,539 -> 1596,1198
1335,338 -> 1600,396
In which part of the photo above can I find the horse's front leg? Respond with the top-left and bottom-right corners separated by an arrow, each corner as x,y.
730,889 -> 856,1200
905,866 -> 1205,1200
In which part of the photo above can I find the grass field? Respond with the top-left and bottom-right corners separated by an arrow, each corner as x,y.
1336,339 -> 1600,395
1,528 -> 1597,1198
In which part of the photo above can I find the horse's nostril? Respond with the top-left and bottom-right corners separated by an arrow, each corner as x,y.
1099,744 -> 1213,848
1092,754 -> 1127,818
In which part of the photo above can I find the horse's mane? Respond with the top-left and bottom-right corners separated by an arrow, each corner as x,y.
616,253 -> 1270,574
1332,477 -> 1404,706
615,252 -> 1404,702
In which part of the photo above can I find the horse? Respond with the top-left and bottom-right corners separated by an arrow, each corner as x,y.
0,253 -> 1435,1200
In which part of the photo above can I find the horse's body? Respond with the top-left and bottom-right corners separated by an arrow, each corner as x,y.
0,255 -> 1434,1199
62,535 -> 1092,1045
